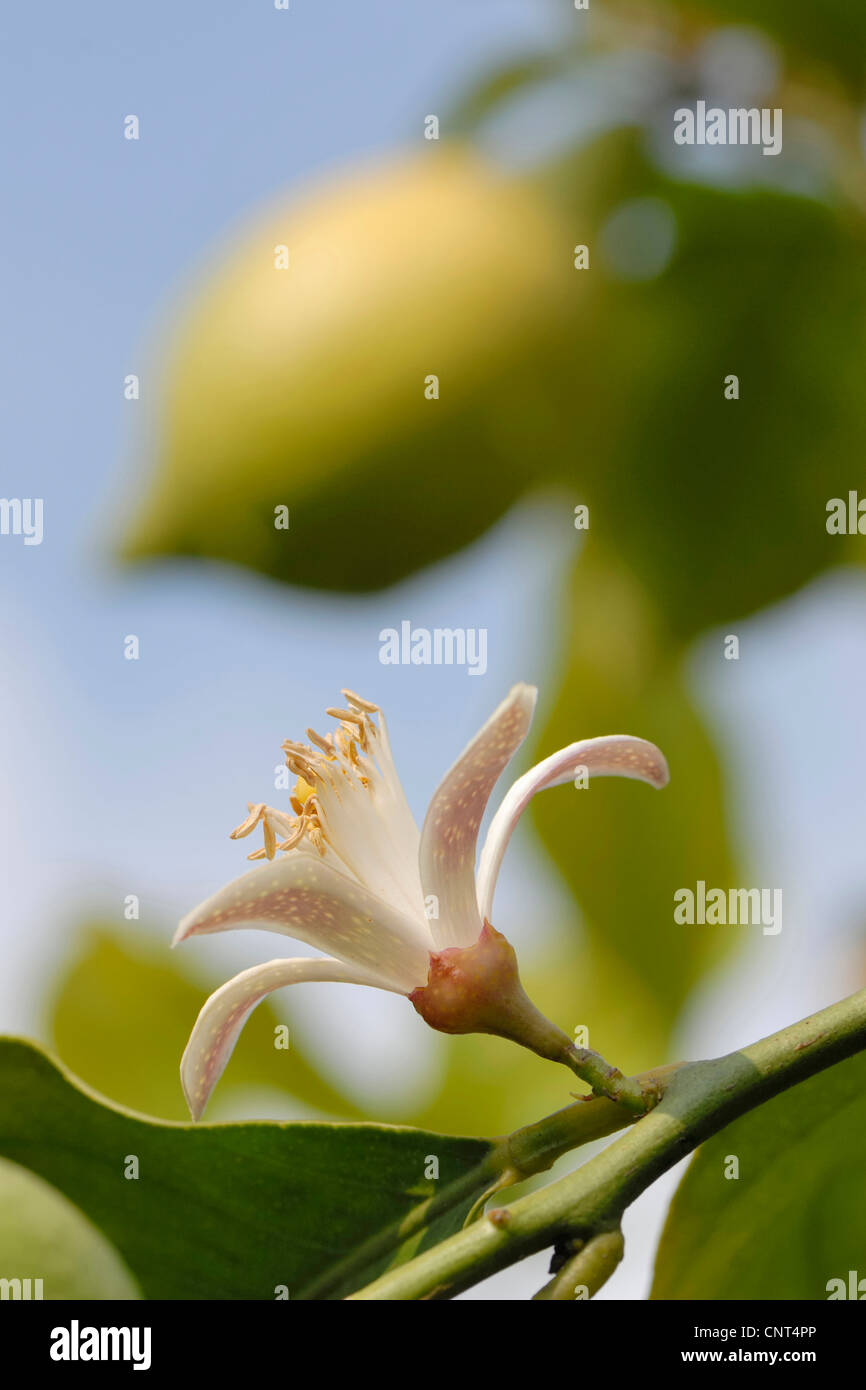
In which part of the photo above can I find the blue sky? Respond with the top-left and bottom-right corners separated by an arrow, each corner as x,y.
3,0 -> 866,1299
1,0 -> 566,1025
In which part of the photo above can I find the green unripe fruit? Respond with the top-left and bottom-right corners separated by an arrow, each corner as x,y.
0,1157 -> 140,1300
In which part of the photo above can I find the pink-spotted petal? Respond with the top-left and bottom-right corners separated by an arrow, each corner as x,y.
181,956 -> 401,1120
419,683 -> 537,948
173,853 -> 431,991
476,734 -> 669,922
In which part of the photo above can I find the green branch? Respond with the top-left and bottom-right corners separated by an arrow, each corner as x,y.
300,1064 -> 677,1300
349,987 -> 866,1300
532,1227 -> 624,1301
563,1045 -> 666,1115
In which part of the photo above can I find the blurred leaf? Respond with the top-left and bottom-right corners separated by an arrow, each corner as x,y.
48,926 -> 365,1122
448,51 -> 578,134
652,1050 -> 866,1298
123,147 -> 576,591
549,129 -> 866,641
532,544 -> 736,1037
662,0 -> 866,94
0,1156 -> 140,1300
0,1037 -> 492,1300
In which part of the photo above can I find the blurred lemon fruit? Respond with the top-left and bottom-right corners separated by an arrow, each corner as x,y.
124,147 -> 575,589
0,1156 -> 140,1299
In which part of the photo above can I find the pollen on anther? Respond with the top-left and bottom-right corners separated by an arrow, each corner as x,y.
342,689 -> 379,714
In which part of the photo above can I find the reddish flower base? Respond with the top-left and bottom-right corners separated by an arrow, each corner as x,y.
410,921 -> 572,1063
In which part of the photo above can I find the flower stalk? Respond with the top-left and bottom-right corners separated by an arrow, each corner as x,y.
563,1045 -> 658,1116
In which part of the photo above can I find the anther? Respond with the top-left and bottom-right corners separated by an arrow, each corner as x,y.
326,707 -> 364,729
276,822 -> 305,852
341,689 -> 379,714
306,728 -> 334,755
230,803 -> 266,840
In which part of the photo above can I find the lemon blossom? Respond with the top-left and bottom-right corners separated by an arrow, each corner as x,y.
174,685 -> 668,1119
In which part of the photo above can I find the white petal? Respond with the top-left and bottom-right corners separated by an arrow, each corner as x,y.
419,683 -> 537,948
477,734 -> 669,922
174,852 -> 431,990
311,712 -> 426,925
181,956 -> 401,1120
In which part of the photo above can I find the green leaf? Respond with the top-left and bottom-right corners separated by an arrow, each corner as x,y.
0,1156 -> 140,1300
48,925 -> 365,1122
531,544 -> 737,1047
652,1050 -> 866,1299
0,1037 -> 492,1299
550,130 -> 866,641
122,147 -> 575,592
661,0 -> 866,94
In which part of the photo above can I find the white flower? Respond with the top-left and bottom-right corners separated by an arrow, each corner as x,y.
174,684 -> 668,1119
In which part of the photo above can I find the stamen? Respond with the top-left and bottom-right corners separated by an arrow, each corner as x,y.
225,688 -> 423,919
230,803 -> 298,860
306,727 -> 335,756
326,706 -> 364,729
230,803 -> 267,840
276,822 -> 305,852
342,689 -> 379,714
338,720 -> 365,749
263,817 -> 276,860
284,753 -> 318,783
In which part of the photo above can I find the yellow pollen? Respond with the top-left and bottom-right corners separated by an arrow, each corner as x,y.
294,776 -> 316,805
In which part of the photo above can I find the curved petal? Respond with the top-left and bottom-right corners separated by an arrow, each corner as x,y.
181,956 -> 401,1120
173,852 -> 431,991
419,683 -> 537,948
477,735 -> 670,922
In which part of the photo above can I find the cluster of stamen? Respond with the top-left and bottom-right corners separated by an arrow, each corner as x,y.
229,689 -> 380,862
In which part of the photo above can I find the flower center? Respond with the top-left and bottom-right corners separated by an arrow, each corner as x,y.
230,690 -> 427,925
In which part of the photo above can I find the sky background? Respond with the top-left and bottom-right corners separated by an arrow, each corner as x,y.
3,0 -> 866,1299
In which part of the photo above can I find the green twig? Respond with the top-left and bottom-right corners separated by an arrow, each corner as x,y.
532,1227 -> 625,1301
563,1045 -> 660,1116
349,988 -> 866,1300
299,1064 -> 677,1300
